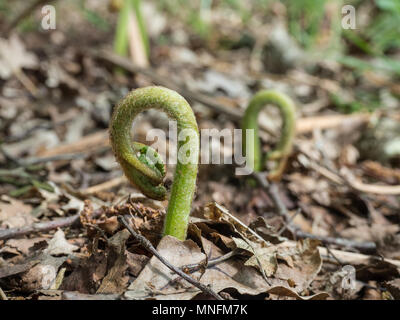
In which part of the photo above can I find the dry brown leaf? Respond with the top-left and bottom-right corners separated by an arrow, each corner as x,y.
19,255 -> 67,291
248,216 -> 287,244
0,196 -> 34,229
197,236 -> 272,296
288,173 -> 331,206
3,238 -> 47,256
126,251 -> 149,277
340,223 -> 399,244
0,34 -> 38,79
125,236 -> 206,300
96,230 -> 130,294
44,229 -> 79,256
274,239 -> 322,292
245,247 -> 278,277
230,237 -> 278,277
60,252 -> 108,293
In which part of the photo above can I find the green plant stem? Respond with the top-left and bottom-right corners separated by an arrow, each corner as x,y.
113,0 -> 149,58
109,86 -> 199,240
242,90 -> 296,180
113,0 -> 131,57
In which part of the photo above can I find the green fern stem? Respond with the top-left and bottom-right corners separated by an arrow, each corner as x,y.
109,86 -> 199,240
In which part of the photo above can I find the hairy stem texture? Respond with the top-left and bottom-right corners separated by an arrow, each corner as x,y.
110,86 -> 199,240
242,90 -> 296,180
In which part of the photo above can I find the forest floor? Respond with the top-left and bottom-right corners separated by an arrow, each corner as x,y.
0,1 -> 399,300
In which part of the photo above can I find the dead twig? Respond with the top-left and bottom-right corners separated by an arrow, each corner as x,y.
341,167 -> 400,195
37,130 -> 109,158
0,209 -> 102,241
294,230 -> 376,252
118,215 -> 223,300
182,249 -> 238,273
81,176 -> 127,195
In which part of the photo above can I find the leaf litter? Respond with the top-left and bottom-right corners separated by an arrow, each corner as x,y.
0,0 -> 399,301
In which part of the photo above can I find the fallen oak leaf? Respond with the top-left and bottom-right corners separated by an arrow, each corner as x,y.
230,237 -> 278,277
244,247 -> 278,277
248,216 -> 287,244
274,239 -> 322,293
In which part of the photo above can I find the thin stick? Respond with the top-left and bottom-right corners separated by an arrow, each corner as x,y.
206,250 -> 238,268
82,176 -> 126,195
118,216 -> 223,300
182,250 -> 238,273
0,209 -> 102,241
